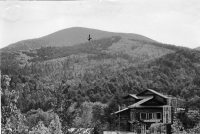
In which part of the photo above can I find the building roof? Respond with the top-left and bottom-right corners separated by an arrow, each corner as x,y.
129,94 -> 139,99
115,96 -> 163,113
114,89 -> 173,114
137,96 -> 153,99
148,89 -> 168,99
137,89 -> 168,99
128,96 -> 154,108
114,108 -> 129,114
134,105 -> 170,108
123,94 -> 139,99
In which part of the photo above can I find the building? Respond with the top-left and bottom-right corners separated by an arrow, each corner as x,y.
114,89 -> 185,134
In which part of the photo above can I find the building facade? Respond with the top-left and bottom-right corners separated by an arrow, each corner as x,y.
114,89 -> 185,134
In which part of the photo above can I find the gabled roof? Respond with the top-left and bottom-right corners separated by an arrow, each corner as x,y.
123,94 -> 139,99
148,89 -> 168,98
137,96 -> 152,99
128,96 -> 154,108
114,108 -> 129,114
115,96 -> 154,114
129,94 -> 139,99
114,89 -> 171,114
137,89 -> 168,99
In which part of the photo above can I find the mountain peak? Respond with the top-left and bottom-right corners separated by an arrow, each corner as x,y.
1,27 -> 156,52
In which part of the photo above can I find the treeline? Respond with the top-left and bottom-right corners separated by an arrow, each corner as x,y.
132,39 -> 189,51
1,36 -> 121,75
131,39 -> 189,51
28,36 -> 121,62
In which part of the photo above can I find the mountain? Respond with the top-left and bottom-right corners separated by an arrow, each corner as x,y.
1,27 -> 188,78
1,27 -> 156,52
195,46 -> 200,51
1,27 -> 184,76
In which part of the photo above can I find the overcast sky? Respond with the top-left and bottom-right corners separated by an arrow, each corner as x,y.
0,0 -> 200,49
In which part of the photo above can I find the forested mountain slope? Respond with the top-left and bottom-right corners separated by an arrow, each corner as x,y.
2,47 -> 200,133
2,37 -> 199,111
1,36 -> 179,76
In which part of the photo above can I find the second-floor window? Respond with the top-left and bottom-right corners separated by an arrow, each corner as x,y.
140,112 -> 162,120
140,113 -> 147,120
156,112 -> 161,119
149,113 -> 153,119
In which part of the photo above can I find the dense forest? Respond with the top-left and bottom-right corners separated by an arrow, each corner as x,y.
1,36 -> 200,133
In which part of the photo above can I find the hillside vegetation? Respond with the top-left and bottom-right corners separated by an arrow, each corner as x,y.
1,28 -> 200,133
1,36 -> 177,76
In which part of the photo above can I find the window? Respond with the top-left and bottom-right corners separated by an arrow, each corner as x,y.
149,113 -> 153,119
156,112 -> 161,119
130,111 -> 135,120
153,113 -> 157,119
140,112 -> 162,120
140,113 -> 147,120
152,112 -> 162,119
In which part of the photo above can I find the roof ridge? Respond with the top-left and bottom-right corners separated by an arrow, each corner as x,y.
147,89 -> 168,99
